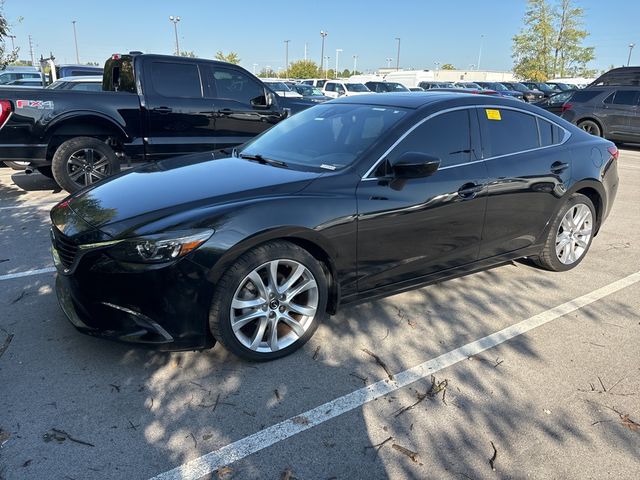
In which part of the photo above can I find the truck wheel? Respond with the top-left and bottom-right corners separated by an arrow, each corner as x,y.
52,137 -> 120,193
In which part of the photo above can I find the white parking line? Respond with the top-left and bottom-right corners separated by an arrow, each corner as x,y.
0,201 -> 58,211
149,270 -> 640,480
0,267 -> 56,281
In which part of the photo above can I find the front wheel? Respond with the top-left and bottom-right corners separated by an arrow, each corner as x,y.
209,241 -> 328,361
51,137 -> 120,193
532,194 -> 596,271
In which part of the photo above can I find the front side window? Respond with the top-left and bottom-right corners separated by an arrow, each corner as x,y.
386,109 -> 472,169
151,62 -> 202,98
325,82 -> 336,92
481,108 -> 539,157
203,67 -> 265,105
240,104 -> 408,170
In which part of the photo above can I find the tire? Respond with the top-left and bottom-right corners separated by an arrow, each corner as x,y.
532,193 -> 596,272
36,166 -> 54,178
209,241 -> 328,361
577,120 -> 602,137
51,137 -> 120,193
4,161 -> 29,170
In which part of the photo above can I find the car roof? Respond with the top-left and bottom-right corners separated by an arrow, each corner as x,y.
329,91 -> 528,109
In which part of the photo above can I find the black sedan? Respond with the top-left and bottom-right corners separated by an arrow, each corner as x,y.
51,93 -> 619,361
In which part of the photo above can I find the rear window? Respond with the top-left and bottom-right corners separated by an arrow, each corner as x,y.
482,108 -> 539,157
151,62 -> 202,98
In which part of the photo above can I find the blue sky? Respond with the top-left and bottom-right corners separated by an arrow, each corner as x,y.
4,0 -> 638,73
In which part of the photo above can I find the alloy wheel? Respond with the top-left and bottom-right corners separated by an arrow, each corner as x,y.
66,148 -> 111,187
230,259 -> 319,353
555,203 -> 593,265
580,122 -> 599,136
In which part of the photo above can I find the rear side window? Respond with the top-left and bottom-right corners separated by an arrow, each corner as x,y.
151,62 -> 202,98
538,118 -> 565,147
570,90 -> 601,103
388,109 -> 472,168
316,80 -> 327,88
481,108 -> 539,157
608,90 -> 640,105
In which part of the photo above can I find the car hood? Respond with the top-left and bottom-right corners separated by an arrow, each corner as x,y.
57,155 -> 323,237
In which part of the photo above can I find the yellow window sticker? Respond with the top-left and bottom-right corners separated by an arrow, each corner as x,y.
485,109 -> 502,121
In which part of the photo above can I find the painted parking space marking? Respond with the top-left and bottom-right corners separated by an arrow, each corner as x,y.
0,267 -> 56,281
149,270 -> 640,480
0,201 -> 58,211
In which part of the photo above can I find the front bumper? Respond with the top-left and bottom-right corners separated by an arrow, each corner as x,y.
54,253 -> 216,352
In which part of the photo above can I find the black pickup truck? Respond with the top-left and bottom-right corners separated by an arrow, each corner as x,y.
0,53 -> 313,192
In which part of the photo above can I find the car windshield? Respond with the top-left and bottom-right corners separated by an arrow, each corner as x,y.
461,82 -> 481,89
239,104 -> 408,170
296,85 -> 324,96
549,91 -> 574,104
345,83 -> 370,92
386,82 -> 409,92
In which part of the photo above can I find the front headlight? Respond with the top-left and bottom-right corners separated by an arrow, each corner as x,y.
108,229 -> 214,264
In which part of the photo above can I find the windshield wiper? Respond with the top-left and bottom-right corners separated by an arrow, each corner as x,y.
239,153 -> 288,168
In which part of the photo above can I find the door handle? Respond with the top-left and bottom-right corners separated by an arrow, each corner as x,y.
457,182 -> 483,199
550,161 -> 569,174
151,106 -> 172,114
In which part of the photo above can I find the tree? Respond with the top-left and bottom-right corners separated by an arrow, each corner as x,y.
441,63 -> 456,70
286,60 -> 319,78
512,0 -> 594,81
214,51 -> 240,65
0,7 -> 18,69
179,51 -> 197,58
258,67 -> 276,78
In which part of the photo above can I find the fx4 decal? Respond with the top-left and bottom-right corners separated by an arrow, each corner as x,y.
16,100 -> 54,110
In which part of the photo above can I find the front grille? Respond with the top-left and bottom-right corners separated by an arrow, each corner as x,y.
52,228 -> 79,269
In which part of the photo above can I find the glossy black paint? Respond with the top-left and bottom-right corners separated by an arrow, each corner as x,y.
51,93 -> 619,351
0,54 -> 299,165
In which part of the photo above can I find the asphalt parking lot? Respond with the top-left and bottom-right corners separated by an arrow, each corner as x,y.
1,151 -> 639,480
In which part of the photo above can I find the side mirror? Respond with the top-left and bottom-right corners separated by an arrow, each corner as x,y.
392,152 -> 441,178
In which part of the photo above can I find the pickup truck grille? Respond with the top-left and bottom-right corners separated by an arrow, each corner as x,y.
52,228 -> 79,269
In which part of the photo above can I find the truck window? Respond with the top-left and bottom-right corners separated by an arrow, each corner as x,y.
201,66 -> 265,105
151,62 -> 203,98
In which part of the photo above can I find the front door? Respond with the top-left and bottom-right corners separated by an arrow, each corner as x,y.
356,108 -> 488,292
601,89 -> 640,137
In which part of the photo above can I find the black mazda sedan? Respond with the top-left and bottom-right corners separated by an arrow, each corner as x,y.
51,93 -> 619,361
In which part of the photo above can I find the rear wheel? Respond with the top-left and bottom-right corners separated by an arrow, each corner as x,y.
51,137 -> 120,193
532,194 -> 596,271
209,241 -> 328,361
578,120 -> 602,137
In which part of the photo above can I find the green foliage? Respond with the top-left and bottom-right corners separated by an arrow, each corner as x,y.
0,7 -> 18,70
179,51 -> 197,58
258,67 -> 277,78
214,51 -> 240,64
441,63 -> 456,70
512,0 -> 595,81
282,60 -> 319,79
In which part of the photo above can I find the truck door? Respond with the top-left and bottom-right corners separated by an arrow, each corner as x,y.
199,64 -> 284,151
143,59 -> 217,160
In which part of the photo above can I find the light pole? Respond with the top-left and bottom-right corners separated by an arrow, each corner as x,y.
395,37 -> 401,71
7,34 -> 16,51
335,48 -> 343,78
71,20 -> 79,63
304,42 -> 308,61
252,63 -> 258,75
386,57 -> 393,68
320,30 -> 328,75
434,62 -> 440,80
284,40 -> 290,78
324,56 -> 330,79
169,16 -> 181,56
477,34 -> 484,70
352,55 -> 358,75
628,43 -> 636,66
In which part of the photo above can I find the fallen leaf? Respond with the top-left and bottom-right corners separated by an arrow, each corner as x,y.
203,434 -> 213,441
621,414 -> 640,432
543,409 -> 551,415
281,467 -> 295,480
217,465 -> 233,479
392,443 -> 418,462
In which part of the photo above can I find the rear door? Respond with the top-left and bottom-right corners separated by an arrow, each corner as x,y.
478,107 -> 572,258
199,65 -> 284,151
600,89 -> 640,138
143,60 -> 217,160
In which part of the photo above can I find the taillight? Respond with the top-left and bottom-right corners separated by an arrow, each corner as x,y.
111,53 -> 121,60
607,145 -> 619,160
0,99 -> 12,127
561,103 -> 572,113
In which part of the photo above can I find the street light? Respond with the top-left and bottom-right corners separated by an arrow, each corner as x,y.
395,37 -> 401,71
71,20 -> 79,63
169,16 -> 181,56
386,57 -> 393,68
352,54 -> 358,75
320,30 -> 328,75
252,63 -> 258,75
477,34 -> 484,70
628,43 -> 636,66
324,56 -> 330,79
335,48 -> 343,78
284,40 -> 290,78
434,62 -> 440,80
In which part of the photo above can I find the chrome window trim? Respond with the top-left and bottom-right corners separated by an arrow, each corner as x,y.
361,104 -> 572,180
